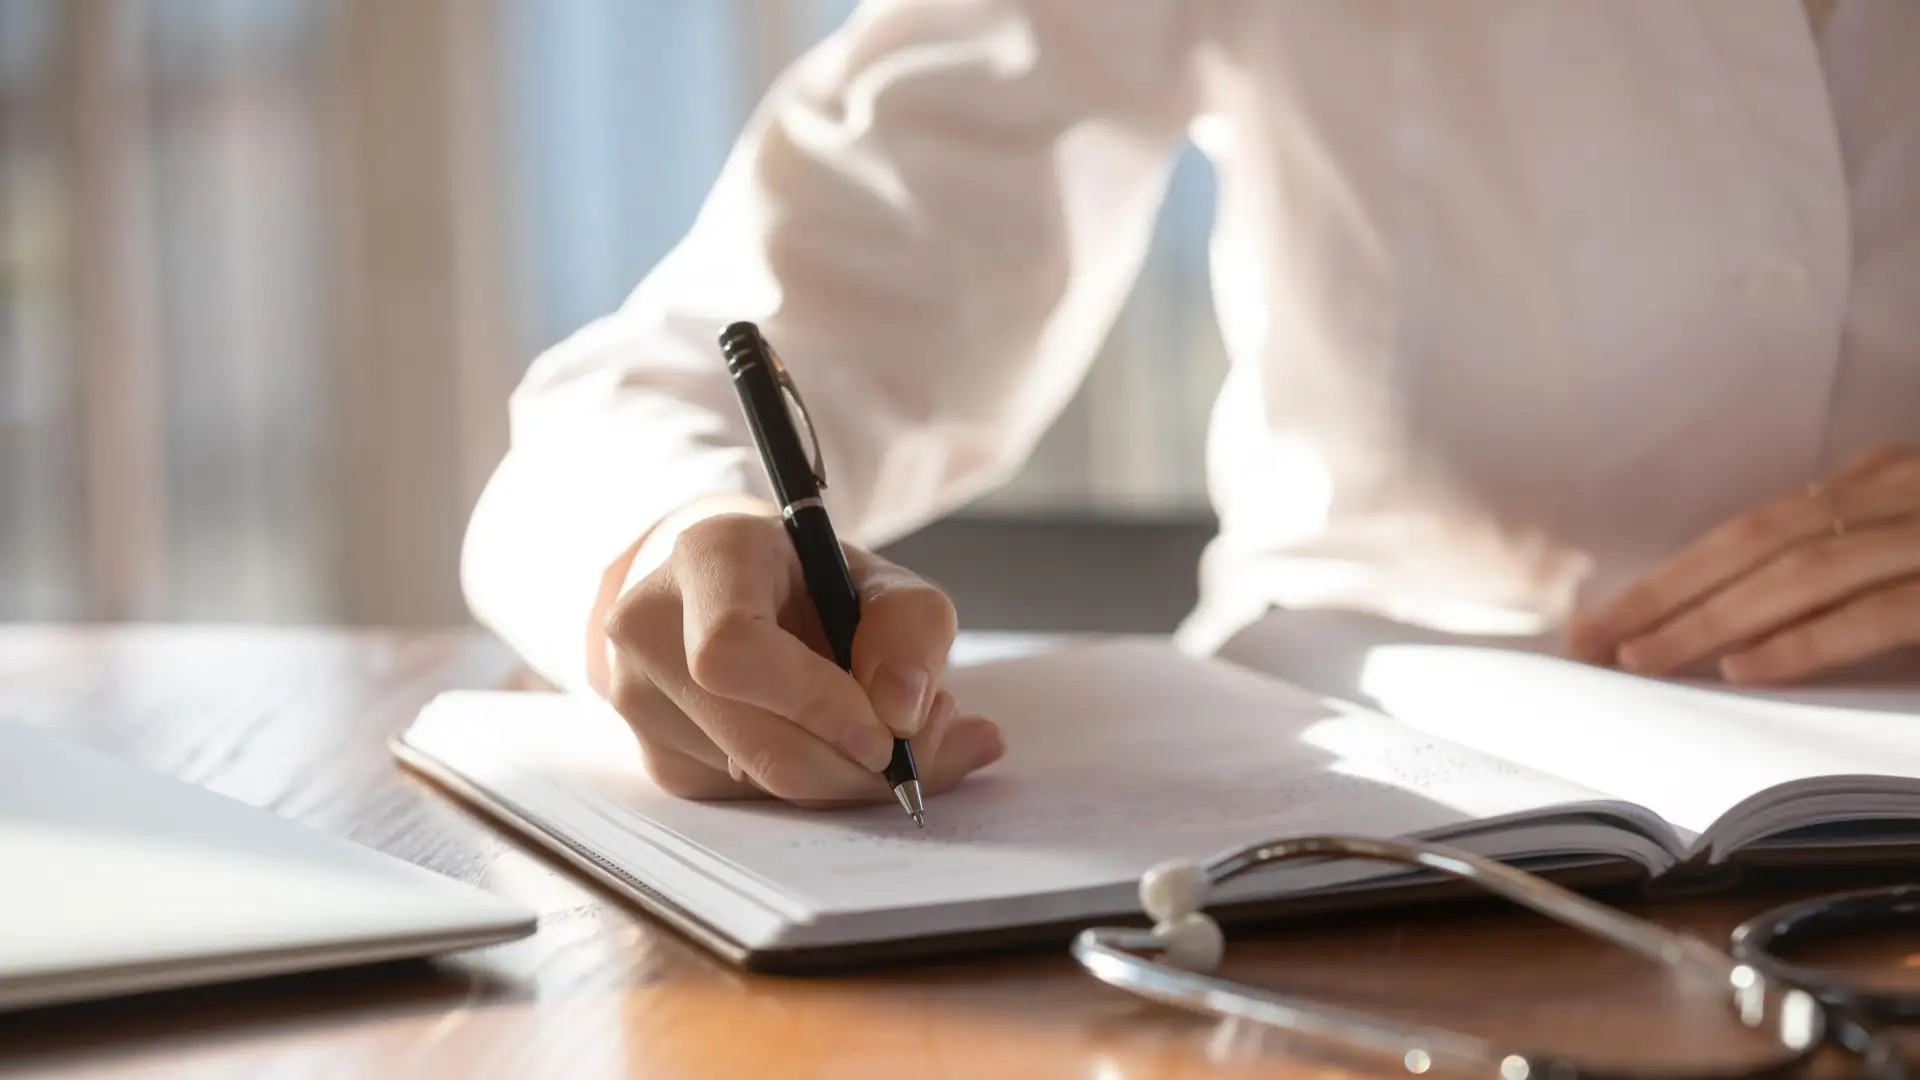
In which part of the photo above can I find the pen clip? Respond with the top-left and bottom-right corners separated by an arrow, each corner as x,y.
766,346 -> 827,489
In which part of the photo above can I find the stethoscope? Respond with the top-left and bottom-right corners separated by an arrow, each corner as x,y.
1071,835 -> 1914,1078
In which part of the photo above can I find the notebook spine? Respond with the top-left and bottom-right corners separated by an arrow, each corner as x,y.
1639,852 -> 1743,899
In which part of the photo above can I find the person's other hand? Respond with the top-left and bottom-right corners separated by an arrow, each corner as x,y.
604,509 -> 1003,806
1567,444 -> 1920,685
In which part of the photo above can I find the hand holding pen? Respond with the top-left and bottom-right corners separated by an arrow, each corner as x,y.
721,319 -> 929,822
596,326 -> 1004,814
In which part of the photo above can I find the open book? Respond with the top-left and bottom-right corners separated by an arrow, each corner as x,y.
394,626 -> 1920,970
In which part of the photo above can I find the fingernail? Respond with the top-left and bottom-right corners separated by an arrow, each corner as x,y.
1616,643 -> 1652,673
841,724 -> 893,773
871,663 -> 930,738
1720,654 -> 1758,684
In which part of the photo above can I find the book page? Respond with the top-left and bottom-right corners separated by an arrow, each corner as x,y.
1219,610 -> 1920,847
404,638 -> 1653,943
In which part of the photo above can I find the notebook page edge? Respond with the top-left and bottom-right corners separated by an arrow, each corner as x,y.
393,712 -> 800,951
1692,776 -> 1920,862
410,692 -> 822,919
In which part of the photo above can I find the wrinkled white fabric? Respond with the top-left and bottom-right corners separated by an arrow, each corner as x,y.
464,1 -> 1920,692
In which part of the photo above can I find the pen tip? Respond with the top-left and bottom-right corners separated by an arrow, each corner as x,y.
893,779 -> 925,823
912,812 -> 925,828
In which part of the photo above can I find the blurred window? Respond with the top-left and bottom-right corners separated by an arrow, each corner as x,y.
0,0 -> 1223,624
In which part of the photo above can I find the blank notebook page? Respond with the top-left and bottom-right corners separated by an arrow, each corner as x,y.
1351,644 -> 1920,842
404,640 -> 1611,926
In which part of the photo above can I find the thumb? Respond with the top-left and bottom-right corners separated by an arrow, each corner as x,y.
845,550 -> 957,739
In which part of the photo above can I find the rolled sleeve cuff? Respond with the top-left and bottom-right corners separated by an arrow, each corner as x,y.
461,428 -> 760,695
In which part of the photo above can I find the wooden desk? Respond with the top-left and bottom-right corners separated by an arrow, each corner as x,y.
2,627 -> 1914,1078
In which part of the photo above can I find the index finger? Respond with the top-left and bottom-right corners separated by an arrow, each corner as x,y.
675,542 -> 895,772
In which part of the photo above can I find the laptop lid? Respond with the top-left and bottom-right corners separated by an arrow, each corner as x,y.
0,723 -> 536,1011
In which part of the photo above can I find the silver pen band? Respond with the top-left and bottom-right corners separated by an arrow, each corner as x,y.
781,497 -> 825,520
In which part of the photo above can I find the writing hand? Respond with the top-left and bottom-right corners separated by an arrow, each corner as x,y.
1567,444 -> 1920,685
605,510 -> 1003,806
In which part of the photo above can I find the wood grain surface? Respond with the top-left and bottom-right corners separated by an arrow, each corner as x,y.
0,626 -> 1914,1079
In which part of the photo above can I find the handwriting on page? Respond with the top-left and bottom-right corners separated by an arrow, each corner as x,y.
427,639 -> 1608,917
770,740 -> 1518,854
667,714 -> 1577,912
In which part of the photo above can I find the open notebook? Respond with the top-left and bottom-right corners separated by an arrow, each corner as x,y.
395,633 -> 1920,970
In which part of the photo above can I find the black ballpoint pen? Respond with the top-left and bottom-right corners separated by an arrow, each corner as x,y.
717,321 -> 926,826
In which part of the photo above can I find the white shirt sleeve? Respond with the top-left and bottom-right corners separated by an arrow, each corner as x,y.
462,0 -> 1199,692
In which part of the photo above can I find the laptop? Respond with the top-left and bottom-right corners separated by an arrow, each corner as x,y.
0,723 -> 536,1012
